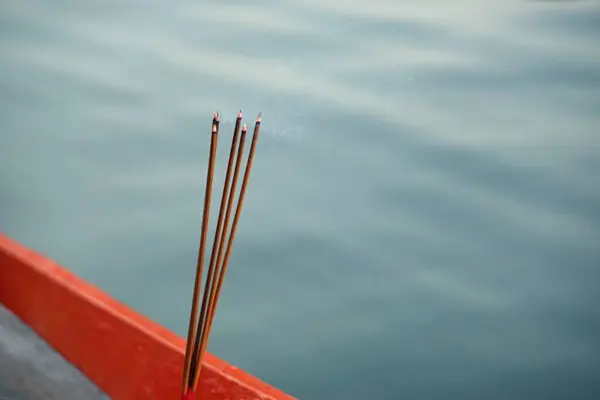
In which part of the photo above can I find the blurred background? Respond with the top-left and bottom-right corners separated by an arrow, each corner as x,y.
1,0 -> 599,399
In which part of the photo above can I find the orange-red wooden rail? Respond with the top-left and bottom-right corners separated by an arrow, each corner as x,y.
0,233 -> 296,400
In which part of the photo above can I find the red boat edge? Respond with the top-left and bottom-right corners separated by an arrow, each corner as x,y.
0,233 -> 296,400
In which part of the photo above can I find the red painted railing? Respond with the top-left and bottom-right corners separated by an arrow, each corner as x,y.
0,233 -> 295,400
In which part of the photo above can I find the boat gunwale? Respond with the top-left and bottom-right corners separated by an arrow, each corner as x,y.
0,233 -> 295,400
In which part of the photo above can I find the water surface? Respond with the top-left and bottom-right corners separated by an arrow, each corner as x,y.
1,1 -> 599,399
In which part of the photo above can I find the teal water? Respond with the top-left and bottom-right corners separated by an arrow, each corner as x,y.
1,1 -> 599,399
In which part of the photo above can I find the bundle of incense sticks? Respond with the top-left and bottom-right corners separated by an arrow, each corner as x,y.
181,111 -> 262,399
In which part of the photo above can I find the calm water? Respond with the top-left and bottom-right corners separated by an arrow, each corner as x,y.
1,1 -> 599,399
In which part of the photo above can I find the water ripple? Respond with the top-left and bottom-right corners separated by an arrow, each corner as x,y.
1,1 -> 599,399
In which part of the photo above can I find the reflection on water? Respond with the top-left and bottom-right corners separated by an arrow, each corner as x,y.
1,1 -> 599,399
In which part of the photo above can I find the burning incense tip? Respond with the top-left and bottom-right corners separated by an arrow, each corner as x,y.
237,110 -> 243,119
242,124 -> 247,132
212,112 -> 218,120
256,113 -> 262,123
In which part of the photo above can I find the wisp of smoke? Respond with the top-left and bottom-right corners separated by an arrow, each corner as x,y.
217,116 -> 309,143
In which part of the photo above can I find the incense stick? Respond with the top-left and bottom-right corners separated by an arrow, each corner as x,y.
190,115 -> 261,391
182,112 -> 262,397
181,113 -> 219,395
188,111 -> 244,389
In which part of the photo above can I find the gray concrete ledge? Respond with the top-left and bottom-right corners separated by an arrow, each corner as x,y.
0,305 -> 108,400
